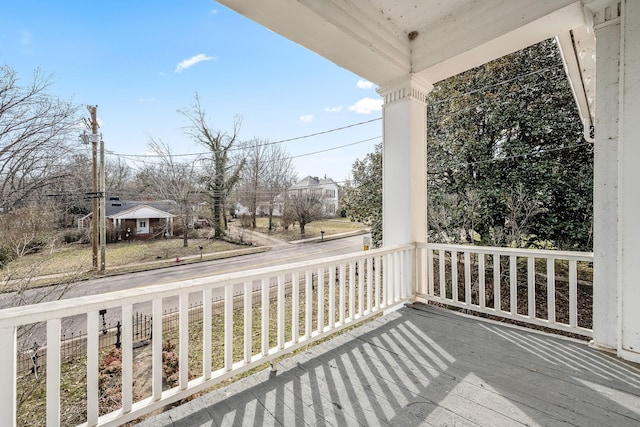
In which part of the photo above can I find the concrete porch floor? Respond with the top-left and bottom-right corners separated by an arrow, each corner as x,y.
136,304 -> 640,426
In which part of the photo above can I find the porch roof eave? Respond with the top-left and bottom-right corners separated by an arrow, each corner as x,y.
216,0 -> 587,87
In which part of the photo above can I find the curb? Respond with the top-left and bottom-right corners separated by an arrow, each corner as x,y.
1,246 -> 270,292
289,229 -> 369,244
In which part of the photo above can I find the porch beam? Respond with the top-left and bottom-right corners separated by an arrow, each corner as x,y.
413,2 -> 585,84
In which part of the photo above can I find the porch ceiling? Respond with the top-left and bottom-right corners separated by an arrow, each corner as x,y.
217,0 -> 599,131
217,0 -> 589,85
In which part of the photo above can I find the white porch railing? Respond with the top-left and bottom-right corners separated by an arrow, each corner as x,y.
415,243 -> 594,337
0,244 -> 414,427
0,241 -> 595,426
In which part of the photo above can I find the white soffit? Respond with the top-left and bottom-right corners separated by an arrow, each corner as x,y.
217,0 -> 586,85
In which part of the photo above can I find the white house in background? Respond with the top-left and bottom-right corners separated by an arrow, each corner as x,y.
287,176 -> 341,216
235,176 -> 342,217
79,199 -> 176,239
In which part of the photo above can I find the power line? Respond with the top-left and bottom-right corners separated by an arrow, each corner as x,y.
428,142 -> 592,173
428,73 -> 568,119
287,137 -> 379,160
112,136 -> 381,170
428,64 -> 564,106
108,117 -> 382,159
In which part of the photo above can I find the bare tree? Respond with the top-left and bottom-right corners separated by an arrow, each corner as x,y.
263,144 -> 296,230
0,203 -> 61,262
238,138 -> 270,228
284,192 -> 324,235
0,66 -> 80,211
235,140 -> 296,230
144,138 -> 201,247
496,184 -> 547,248
180,93 -> 245,238
105,156 -> 133,195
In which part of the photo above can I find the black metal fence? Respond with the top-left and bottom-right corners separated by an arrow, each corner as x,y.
16,289 -> 272,377
16,270 -> 357,377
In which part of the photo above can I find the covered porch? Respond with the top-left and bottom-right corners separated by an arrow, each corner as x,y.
1,1 -> 639,426
215,0 -> 640,363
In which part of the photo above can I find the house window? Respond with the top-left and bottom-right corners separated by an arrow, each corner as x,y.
325,189 -> 335,198
139,221 -> 146,228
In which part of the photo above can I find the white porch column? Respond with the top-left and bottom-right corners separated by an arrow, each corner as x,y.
377,75 -> 432,247
591,0 -> 640,362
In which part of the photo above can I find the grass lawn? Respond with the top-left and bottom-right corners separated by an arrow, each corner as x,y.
0,236 -> 249,286
248,217 -> 368,241
0,218 -> 366,288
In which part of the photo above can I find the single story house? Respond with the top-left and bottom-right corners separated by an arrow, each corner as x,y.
78,199 -> 176,240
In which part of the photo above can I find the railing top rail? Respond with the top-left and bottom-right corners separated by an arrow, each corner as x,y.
420,242 -> 593,261
0,243 -> 415,328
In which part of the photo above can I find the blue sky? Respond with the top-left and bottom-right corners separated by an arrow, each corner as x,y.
0,1 -> 383,183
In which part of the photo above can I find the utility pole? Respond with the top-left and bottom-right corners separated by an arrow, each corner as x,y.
89,106 -> 99,270
85,105 -> 106,271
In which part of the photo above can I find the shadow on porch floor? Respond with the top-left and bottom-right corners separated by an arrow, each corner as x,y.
136,304 -> 640,426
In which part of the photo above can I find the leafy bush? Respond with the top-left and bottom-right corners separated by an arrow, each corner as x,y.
0,246 -> 13,267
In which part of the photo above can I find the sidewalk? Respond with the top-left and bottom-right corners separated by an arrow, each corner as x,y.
289,229 -> 368,244
227,225 -> 290,247
229,224 -> 368,246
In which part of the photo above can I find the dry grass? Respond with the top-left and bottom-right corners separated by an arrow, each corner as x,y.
248,217 -> 368,241
0,237 -> 255,290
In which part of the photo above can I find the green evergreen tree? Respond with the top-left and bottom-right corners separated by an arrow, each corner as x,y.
347,39 -> 593,251
427,38 -> 593,250
343,143 -> 383,247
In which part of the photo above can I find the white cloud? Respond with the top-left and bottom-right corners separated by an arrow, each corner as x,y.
211,9 -> 218,15
356,79 -> 374,89
175,54 -> 215,73
348,97 -> 383,114
138,97 -> 156,103
299,115 -> 314,123
324,106 -> 343,113
20,30 -> 32,46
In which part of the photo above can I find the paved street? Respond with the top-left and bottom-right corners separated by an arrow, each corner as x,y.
2,234 -> 368,345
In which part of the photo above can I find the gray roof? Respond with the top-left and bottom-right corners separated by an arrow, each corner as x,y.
290,176 -> 338,190
105,199 -> 177,217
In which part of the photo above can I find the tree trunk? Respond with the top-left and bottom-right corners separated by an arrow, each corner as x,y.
268,204 -> 274,230
183,218 -> 188,247
251,192 -> 257,228
181,204 -> 189,247
213,196 -> 223,238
